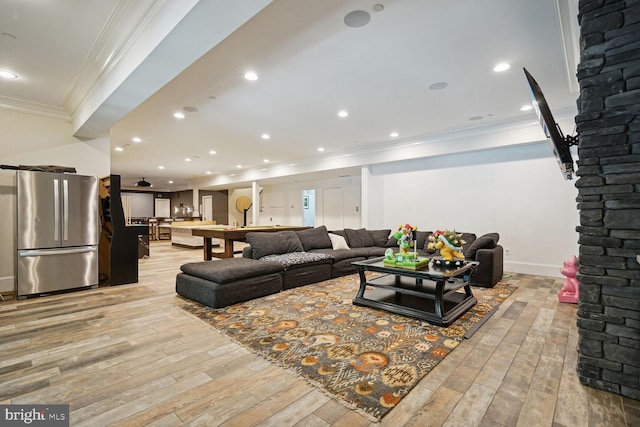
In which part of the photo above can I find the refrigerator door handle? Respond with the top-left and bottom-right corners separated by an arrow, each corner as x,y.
53,178 -> 60,241
18,247 -> 97,257
63,178 -> 69,241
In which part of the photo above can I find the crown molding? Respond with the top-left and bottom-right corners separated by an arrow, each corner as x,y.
555,0 -> 580,94
64,0 -> 170,116
0,1 -> 167,121
0,95 -> 71,121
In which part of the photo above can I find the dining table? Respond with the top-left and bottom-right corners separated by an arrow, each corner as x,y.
191,225 -> 311,260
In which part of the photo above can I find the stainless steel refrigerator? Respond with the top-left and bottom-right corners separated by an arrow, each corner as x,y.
17,170 -> 99,297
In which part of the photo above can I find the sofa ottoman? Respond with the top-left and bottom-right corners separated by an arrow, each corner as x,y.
309,248 -> 366,277
260,251 -> 334,289
176,258 -> 284,308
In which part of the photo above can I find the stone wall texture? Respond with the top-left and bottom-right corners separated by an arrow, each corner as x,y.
576,0 -> 640,400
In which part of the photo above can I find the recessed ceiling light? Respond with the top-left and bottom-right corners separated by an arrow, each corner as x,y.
372,4 -> 384,12
317,147 -> 325,152
338,110 -> 349,118
236,164 -> 242,168
344,10 -> 371,28
205,171 -> 212,175
244,71 -> 258,81
261,133 -> 270,140
469,116 -> 484,121
209,150 -> 216,155
264,159 -> 269,163
168,180 -> 174,184
493,62 -> 511,72
520,104 -> 533,111
185,158 -> 191,162
132,137 -> 142,143
174,112 -> 185,119
183,106 -> 198,112
230,173 -> 236,177
158,165 -> 164,169
429,82 -> 448,90
390,132 -> 399,138
0,70 -> 18,79
114,146 -> 124,152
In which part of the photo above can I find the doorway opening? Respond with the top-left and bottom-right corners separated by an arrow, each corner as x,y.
202,195 -> 213,221
302,189 -> 316,227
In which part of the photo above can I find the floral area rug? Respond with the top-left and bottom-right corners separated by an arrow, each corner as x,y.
181,274 -> 517,422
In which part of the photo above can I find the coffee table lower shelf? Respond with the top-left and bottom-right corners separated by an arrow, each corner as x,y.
352,260 -> 478,326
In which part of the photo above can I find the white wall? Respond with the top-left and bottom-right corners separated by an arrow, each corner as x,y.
122,192 -> 154,217
1,110 -> 110,177
259,176 -> 361,229
0,110 -> 110,293
253,143 -> 579,278
370,142 -> 579,277
0,174 -> 16,293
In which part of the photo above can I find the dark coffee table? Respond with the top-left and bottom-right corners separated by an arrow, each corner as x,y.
352,257 -> 478,326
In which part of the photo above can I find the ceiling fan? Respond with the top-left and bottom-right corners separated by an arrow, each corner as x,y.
136,177 -> 152,187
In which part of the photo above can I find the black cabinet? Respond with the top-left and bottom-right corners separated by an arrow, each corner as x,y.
99,175 -> 147,285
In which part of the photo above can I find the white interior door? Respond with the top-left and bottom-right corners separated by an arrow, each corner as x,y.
302,189 -> 316,227
322,187 -> 344,230
155,198 -> 170,218
202,196 -> 213,221
121,195 -> 132,224
269,207 -> 283,225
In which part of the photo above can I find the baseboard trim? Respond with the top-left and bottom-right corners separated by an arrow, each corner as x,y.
503,261 -> 563,278
0,275 -> 15,293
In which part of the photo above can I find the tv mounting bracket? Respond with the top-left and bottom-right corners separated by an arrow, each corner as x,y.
556,122 -> 578,147
565,134 -> 579,147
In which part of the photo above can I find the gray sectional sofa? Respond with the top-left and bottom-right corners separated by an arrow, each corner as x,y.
243,226 -> 503,287
176,225 -> 503,309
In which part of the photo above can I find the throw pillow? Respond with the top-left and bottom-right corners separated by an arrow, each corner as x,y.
387,230 -> 431,250
330,230 -> 347,238
328,233 -> 350,250
460,232 -> 477,255
296,226 -> 332,251
246,231 -> 304,259
368,229 -> 392,247
416,231 -> 431,251
465,233 -> 499,259
344,228 -> 375,248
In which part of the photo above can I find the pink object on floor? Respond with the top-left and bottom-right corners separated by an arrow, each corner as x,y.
558,255 -> 579,303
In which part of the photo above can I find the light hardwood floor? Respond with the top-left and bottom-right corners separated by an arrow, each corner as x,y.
1,241 -> 638,426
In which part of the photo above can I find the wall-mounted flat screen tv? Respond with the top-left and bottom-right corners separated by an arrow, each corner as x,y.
523,67 -> 577,180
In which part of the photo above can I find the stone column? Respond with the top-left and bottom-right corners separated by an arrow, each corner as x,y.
575,0 -> 640,400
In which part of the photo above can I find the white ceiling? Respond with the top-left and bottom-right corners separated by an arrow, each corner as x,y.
0,0 -> 580,191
